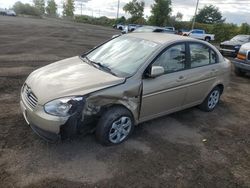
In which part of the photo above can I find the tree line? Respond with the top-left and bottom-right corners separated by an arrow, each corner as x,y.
122,0 -> 225,26
11,0 -> 250,42
12,0 -> 224,25
13,0 -> 75,17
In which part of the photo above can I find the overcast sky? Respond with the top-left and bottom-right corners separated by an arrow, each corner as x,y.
1,0 -> 250,24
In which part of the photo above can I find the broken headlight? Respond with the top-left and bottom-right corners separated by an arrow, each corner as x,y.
44,96 -> 84,117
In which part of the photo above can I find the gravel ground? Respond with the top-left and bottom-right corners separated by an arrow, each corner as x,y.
0,16 -> 250,188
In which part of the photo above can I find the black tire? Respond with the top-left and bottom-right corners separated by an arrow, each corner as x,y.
234,67 -> 245,77
95,106 -> 134,146
199,86 -> 221,112
205,37 -> 210,42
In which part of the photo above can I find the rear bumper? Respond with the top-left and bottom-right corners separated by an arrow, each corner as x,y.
232,59 -> 250,72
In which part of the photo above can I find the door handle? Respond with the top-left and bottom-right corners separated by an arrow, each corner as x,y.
211,69 -> 218,73
177,75 -> 186,82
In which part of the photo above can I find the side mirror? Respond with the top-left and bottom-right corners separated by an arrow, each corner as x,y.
150,66 -> 164,78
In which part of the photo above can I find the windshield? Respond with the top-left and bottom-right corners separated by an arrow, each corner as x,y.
86,36 -> 159,77
231,35 -> 250,42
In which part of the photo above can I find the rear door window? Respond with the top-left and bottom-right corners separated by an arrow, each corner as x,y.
189,43 -> 217,68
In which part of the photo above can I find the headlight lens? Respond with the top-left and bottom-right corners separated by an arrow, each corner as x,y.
235,45 -> 241,49
44,96 -> 84,117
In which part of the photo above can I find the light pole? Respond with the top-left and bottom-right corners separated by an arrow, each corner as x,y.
116,0 -> 120,19
192,0 -> 200,30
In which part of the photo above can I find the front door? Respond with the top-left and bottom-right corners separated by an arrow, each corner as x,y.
140,43 -> 189,122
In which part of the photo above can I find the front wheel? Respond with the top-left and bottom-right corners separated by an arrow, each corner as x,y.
95,107 -> 134,146
199,87 -> 221,112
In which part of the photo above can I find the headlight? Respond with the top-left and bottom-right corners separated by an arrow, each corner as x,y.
44,96 -> 84,117
235,45 -> 241,49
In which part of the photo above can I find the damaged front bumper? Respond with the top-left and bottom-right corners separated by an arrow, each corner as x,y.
20,99 -> 68,142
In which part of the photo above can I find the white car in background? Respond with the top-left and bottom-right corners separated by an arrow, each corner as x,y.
6,10 -> 16,16
0,9 -> 16,16
116,23 -> 125,30
183,29 -> 215,42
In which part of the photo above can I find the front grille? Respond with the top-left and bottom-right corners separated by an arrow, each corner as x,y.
220,45 -> 235,50
22,84 -> 38,109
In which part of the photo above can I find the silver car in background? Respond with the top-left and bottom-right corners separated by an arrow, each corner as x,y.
232,42 -> 250,76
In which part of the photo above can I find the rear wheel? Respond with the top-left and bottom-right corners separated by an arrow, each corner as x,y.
234,67 -> 245,77
199,87 -> 221,112
95,107 -> 134,146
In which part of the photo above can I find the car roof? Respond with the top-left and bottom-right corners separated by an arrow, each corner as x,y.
126,32 -> 195,44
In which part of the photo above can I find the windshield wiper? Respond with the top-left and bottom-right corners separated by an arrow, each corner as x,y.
92,62 -> 117,76
81,56 -> 94,66
81,56 -> 117,76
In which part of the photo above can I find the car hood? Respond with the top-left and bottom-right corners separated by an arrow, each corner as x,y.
25,56 -> 125,105
220,40 -> 245,46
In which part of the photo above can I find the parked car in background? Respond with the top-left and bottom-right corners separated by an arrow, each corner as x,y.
0,8 -> 16,16
0,8 -> 5,15
183,29 -> 215,42
177,29 -> 189,35
232,42 -> 250,76
116,23 -> 125,30
20,33 -> 230,145
165,26 -> 175,31
220,35 -> 250,57
128,24 -> 142,32
133,26 -> 176,34
122,24 -> 142,34
6,10 -> 16,16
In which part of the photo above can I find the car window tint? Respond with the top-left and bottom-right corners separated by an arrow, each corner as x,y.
190,43 -> 216,68
153,44 -> 186,73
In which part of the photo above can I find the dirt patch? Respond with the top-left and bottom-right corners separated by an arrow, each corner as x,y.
0,16 -> 250,188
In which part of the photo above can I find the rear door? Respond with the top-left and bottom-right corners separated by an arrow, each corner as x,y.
182,42 -> 220,108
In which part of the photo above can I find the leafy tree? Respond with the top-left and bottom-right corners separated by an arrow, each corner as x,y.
169,12 -> 183,25
46,0 -> 57,16
211,23 -> 238,42
239,23 -> 250,35
195,5 -> 225,24
116,16 -> 126,24
63,0 -> 75,17
123,0 -> 145,23
33,0 -> 45,15
13,1 -> 41,16
175,12 -> 183,21
148,0 -> 172,26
